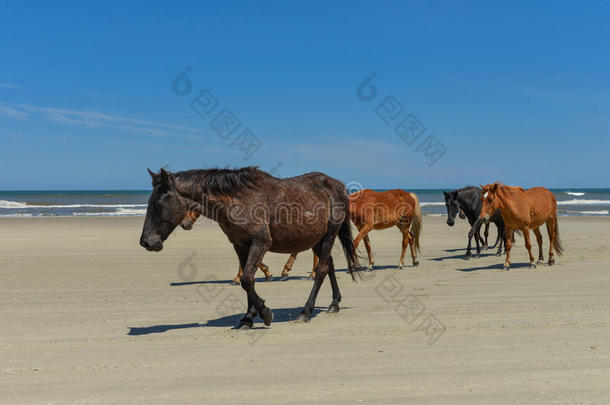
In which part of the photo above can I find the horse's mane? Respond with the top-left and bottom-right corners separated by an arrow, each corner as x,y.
458,185 -> 479,192
176,166 -> 266,197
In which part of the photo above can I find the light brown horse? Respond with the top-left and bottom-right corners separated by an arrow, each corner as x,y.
181,209 -> 317,283
349,189 -> 422,269
479,183 -> 564,269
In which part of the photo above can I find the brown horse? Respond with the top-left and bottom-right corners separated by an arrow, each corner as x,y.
180,209 -> 318,282
349,189 -> 422,269
479,182 -> 564,269
140,167 -> 360,328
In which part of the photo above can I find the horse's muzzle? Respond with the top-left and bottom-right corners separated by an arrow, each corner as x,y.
447,219 -> 455,226
140,237 -> 163,252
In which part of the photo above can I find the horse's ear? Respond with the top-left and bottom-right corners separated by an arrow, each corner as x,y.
159,168 -> 175,188
443,191 -> 448,197
147,168 -> 156,179
490,183 -> 499,193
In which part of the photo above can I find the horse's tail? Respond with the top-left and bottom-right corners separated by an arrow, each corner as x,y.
338,215 -> 360,281
409,192 -> 422,253
553,216 -> 565,256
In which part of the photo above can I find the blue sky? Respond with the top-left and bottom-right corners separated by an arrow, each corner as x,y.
1,0 -> 609,189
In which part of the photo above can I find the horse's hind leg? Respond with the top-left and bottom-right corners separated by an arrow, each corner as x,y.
296,228 -> 337,323
474,223 -> 482,258
326,256 -> 341,313
408,230 -> 418,267
353,223 -> 373,249
533,228 -> 544,264
232,265 -> 243,285
281,253 -> 298,281
363,234 -> 375,271
523,228 -> 537,268
504,228 -> 514,270
494,222 -> 503,255
309,251 -> 319,279
546,218 -> 556,265
259,262 -> 273,282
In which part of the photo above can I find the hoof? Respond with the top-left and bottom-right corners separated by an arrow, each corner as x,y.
260,308 -> 273,326
231,280 -> 240,286
236,320 -> 253,330
464,256 -> 470,261
398,264 -> 403,270
308,276 -> 315,281
295,313 -> 311,323
496,251 -> 502,256
413,261 -> 419,267
476,253 -> 481,259
548,259 -> 555,266
537,260 -> 545,265
367,265 -> 373,271
483,244 -> 489,251
530,263 -> 537,269
503,264 -> 510,270
265,275 -> 274,282
280,274 -> 289,281
328,304 -> 340,314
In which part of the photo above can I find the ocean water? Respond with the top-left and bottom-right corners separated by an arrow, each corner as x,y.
0,189 -> 609,218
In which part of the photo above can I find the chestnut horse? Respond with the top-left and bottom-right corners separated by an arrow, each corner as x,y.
479,183 -> 564,269
349,189 -> 422,269
140,167 -> 360,328
181,209 -> 318,282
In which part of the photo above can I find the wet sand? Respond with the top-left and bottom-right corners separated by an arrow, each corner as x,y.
1,216 -> 609,404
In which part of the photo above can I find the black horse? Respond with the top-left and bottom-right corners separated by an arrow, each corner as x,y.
443,186 -> 505,258
140,167 -> 360,329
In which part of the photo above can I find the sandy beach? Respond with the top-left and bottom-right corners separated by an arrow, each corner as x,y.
1,216 -> 609,404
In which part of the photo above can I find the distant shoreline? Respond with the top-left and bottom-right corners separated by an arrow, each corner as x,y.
2,189 -> 610,218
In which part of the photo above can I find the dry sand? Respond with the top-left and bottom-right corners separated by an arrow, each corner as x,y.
1,216 -> 609,404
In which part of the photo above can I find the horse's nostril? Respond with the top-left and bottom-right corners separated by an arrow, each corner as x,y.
140,239 -> 150,249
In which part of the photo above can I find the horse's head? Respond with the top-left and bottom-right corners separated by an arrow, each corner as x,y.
479,183 -> 501,224
180,209 -> 201,230
443,190 -> 460,226
139,168 -> 188,252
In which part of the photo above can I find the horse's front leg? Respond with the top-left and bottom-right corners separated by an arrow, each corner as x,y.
465,229 -> 473,259
234,241 -> 272,329
483,223 -> 490,250
474,223 -> 482,257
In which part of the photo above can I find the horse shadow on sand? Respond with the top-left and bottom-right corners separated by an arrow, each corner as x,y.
455,262 -> 534,272
170,274 -> 311,286
428,252 -> 499,262
127,305 -> 348,336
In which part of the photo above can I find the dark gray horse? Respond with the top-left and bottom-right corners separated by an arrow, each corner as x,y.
443,186 -> 505,258
140,167 -> 360,329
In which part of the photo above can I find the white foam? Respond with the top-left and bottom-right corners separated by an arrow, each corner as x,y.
564,210 -> 609,215
558,199 -> 610,206
0,200 -> 28,208
566,192 -> 585,196
420,202 -> 444,206
72,208 -> 147,216
0,199 -> 146,209
0,213 -> 34,217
